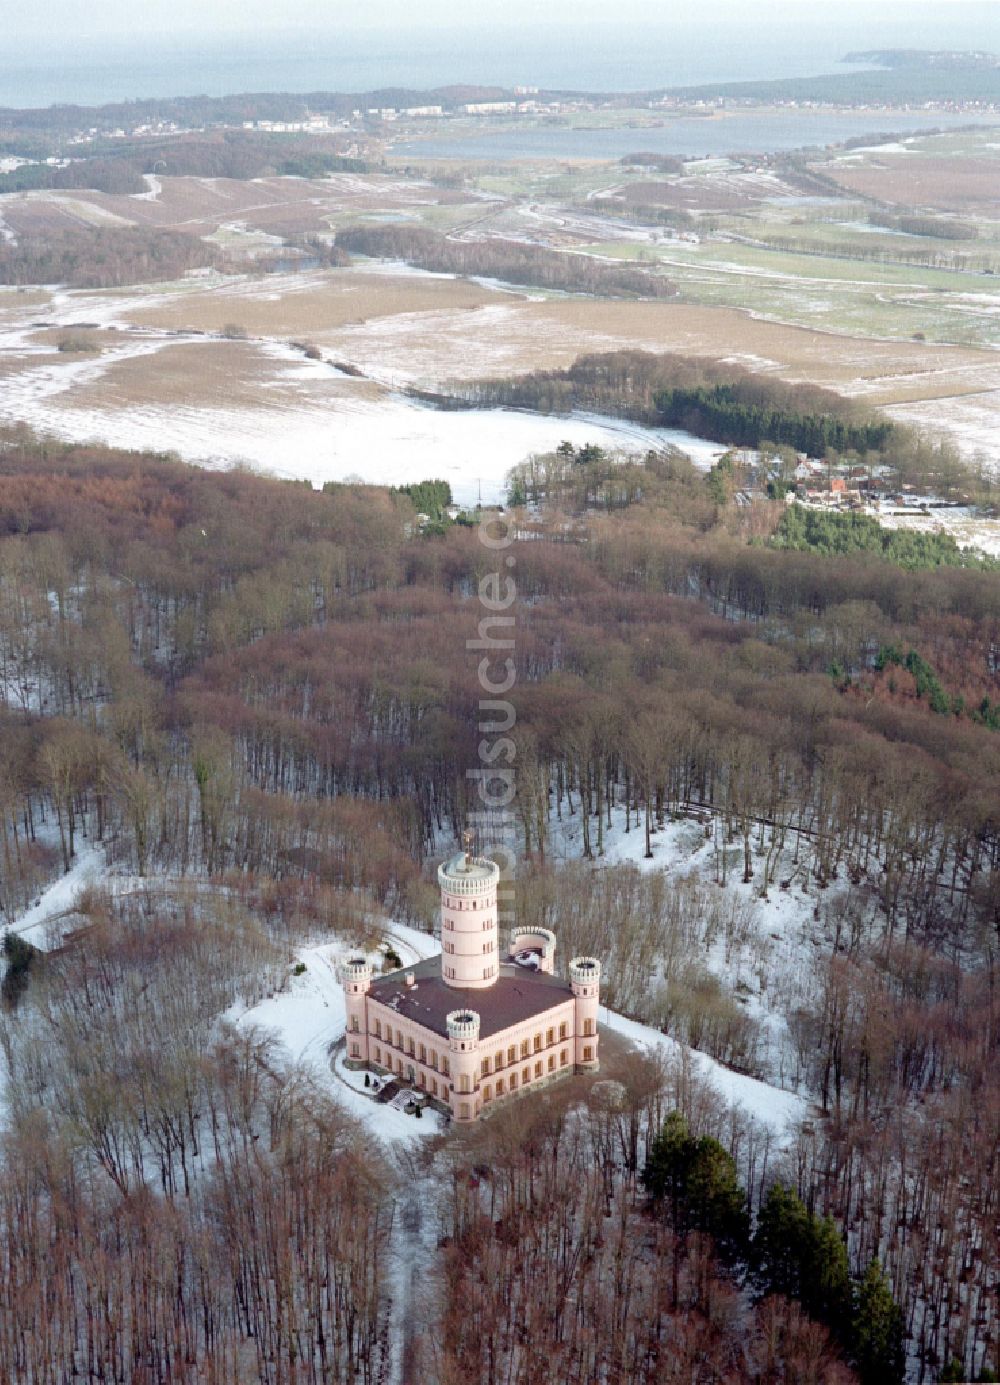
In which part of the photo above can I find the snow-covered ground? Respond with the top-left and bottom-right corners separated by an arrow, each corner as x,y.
130,174 -> 162,202
232,883 -> 810,1146
0,287 -> 722,506
548,804 -> 832,1105
884,391 -> 1000,477
874,501 -> 1000,558
603,1009 -> 808,1143
230,924 -> 446,1145
1,816 -> 812,1148
6,839 -> 107,948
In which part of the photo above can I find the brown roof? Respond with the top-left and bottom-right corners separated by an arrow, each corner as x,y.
368,957 -> 574,1040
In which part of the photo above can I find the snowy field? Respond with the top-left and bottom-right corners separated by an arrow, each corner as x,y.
0,281 -> 725,507
874,502 -> 1000,558
885,390 -> 1000,476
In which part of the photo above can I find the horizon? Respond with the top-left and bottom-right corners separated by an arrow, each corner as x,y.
5,0 -> 999,40
2,7 -> 999,111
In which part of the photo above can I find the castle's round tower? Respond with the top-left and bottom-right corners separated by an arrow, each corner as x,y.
437,844 -> 500,991
569,956 -> 601,1073
342,957 -> 372,1068
446,1008 -> 481,1121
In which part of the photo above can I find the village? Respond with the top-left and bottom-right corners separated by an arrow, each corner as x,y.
721,444 -> 973,521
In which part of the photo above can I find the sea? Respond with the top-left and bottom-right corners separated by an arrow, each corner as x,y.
1,6 -> 999,110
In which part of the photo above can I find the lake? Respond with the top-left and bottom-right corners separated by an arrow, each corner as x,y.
393,110 -> 1000,163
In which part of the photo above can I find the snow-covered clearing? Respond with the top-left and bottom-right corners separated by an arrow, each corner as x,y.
603,1009 -> 808,1144
875,502 -> 1000,558
230,924 -> 445,1146
549,804 -> 833,1110
0,813 -> 811,1148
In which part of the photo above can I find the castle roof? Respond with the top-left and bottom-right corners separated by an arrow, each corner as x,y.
367,957 -> 574,1040
438,852 -> 497,883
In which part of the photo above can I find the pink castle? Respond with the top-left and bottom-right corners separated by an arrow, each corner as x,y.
343,842 -> 601,1122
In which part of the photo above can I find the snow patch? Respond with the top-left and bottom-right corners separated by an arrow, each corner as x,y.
6,840 -> 106,949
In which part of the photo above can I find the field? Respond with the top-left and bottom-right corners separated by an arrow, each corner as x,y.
2,263 -> 1000,488
2,123 -> 1000,477
0,171 -> 484,240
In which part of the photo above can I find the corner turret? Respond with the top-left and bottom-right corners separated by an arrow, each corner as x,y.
569,956 -> 601,1073
342,957 -> 373,1068
447,1009 -> 481,1122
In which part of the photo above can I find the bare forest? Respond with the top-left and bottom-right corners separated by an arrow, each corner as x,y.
0,427 -> 996,1382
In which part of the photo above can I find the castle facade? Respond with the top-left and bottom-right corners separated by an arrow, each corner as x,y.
343,846 -> 601,1123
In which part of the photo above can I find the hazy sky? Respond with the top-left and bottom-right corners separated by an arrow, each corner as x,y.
7,0 -> 1000,40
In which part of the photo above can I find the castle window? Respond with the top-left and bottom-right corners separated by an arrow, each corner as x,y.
431,1050 -> 438,1070
373,1020 -> 381,1039
384,1026 -> 392,1046
419,1044 -> 426,1063
520,1040 -> 529,1060
534,1061 -> 542,1078
431,1079 -> 438,1096
496,1077 -> 505,1095
484,1085 -> 492,1102
548,1055 -> 555,1073
508,1046 -> 516,1065
509,1073 -> 517,1091
351,1042 -> 359,1057
522,1067 -> 530,1085
408,1038 -> 415,1056
460,1074 -> 471,1094
546,1028 -> 554,1046
461,1103 -> 469,1119
533,1034 -> 541,1054
351,1017 -> 359,1032
483,966 -> 489,980
583,1018 -> 594,1037
559,1022 -> 568,1041
442,1058 -> 450,1077
560,1049 -> 568,1067
583,1046 -> 593,1062
481,1058 -> 490,1078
